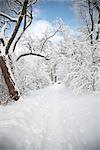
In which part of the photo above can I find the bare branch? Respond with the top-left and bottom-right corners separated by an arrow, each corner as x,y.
40,25 -> 61,52
16,52 -> 49,61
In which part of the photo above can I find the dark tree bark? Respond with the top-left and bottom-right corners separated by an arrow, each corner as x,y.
0,56 -> 19,100
88,0 -> 94,45
0,0 -> 29,101
0,0 -> 38,101
5,0 -> 28,54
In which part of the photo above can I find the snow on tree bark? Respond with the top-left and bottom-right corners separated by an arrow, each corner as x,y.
0,56 -> 19,101
0,0 -> 36,101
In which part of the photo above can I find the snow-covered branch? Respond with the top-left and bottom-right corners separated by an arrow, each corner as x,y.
0,22 -> 7,47
12,6 -> 33,53
0,11 -> 17,22
40,25 -> 61,52
5,0 -> 29,55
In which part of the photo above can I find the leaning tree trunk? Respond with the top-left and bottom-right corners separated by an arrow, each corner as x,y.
0,56 -> 19,101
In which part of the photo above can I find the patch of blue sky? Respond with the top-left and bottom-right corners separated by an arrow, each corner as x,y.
34,0 -> 79,29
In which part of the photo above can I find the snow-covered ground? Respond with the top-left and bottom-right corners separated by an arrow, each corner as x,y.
0,83 -> 100,150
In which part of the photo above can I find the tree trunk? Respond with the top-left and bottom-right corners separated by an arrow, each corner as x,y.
0,56 -> 19,101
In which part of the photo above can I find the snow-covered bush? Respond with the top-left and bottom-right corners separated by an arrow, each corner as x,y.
14,56 -> 50,94
58,25 -> 99,93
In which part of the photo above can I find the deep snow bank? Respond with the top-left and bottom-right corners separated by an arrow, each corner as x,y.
0,84 -> 100,150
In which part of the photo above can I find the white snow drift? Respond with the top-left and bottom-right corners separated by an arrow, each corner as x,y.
0,83 -> 100,150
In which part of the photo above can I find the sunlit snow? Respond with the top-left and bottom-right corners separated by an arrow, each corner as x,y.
0,83 -> 100,150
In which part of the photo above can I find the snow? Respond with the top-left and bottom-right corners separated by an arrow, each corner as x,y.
0,83 -> 100,150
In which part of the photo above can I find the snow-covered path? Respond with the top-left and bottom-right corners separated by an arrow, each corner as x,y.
0,84 -> 100,150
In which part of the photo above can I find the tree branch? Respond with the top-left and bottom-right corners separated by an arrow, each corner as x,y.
12,5 -> 33,53
5,0 -> 28,54
40,25 -> 61,52
0,11 -> 17,22
0,38 -> 5,46
88,0 -> 94,45
16,52 -> 49,61
28,0 -> 37,6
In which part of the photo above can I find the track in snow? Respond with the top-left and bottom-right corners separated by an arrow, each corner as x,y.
0,83 -> 100,150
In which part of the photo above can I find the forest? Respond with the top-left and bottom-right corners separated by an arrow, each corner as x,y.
0,0 -> 100,150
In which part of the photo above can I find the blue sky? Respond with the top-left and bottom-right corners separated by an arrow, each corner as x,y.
34,0 -> 78,28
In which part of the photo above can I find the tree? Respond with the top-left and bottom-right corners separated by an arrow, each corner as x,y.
72,0 -> 100,91
0,0 -> 37,101
13,23 -> 61,93
54,22 -> 95,93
